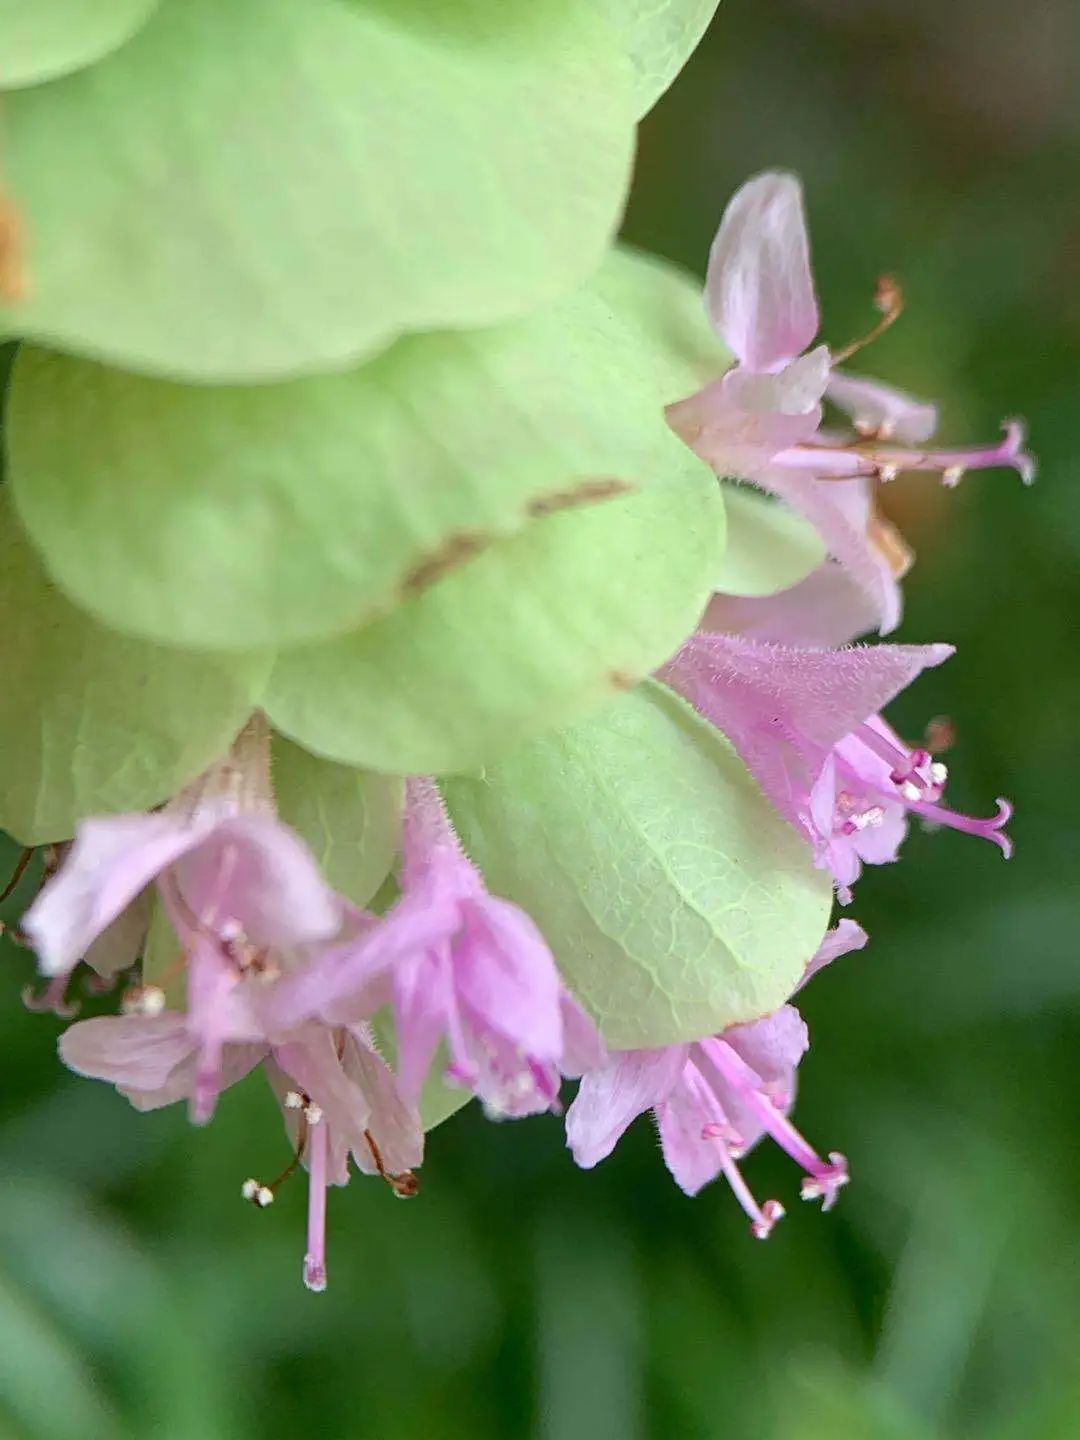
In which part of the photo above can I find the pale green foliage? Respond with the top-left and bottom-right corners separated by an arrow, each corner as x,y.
594,244 -> 729,396
0,499 -> 268,844
716,486 -> 825,595
591,0 -> 721,114
264,474 -> 724,776
0,0 -> 634,380
444,681 -> 833,1047
10,264 -> 713,650
0,0 -> 159,88
270,737 -> 402,910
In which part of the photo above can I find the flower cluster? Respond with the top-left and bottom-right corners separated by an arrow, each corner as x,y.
9,171 -> 1025,1290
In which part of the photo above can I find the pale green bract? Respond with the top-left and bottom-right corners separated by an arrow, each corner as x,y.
716,487 -> 825,595
594,244 -> 729,396
443,682 -> 833,1048
0,0 -> 159,88
592,0 -> 721,115
0,0 -> 635,380
270,737 -> 402,911
264,475 -> 724,776
10,266 -> 712,651
0,499 -> 269,845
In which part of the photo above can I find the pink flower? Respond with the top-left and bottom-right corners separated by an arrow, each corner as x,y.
667,171 -> 1035,634
269,778 -> 602,1118
660,632 -> 1011,898
566,922 -> 868,1234
59,1008 -> 422,1292
22,717 -> 346,1123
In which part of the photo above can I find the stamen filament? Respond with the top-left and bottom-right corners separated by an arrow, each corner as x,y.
830,275 -> 904,364
0,846 -> 35,905
303,1120 -> 328,1293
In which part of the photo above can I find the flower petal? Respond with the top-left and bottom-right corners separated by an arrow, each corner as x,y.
703,561 -> 885,649
59,1012 -> 192,1090
25,813 -> 209,974
655,1082 -> 724,1196
566,1046 -> 687,1168
666,370 -> 821,482
83,888 -> 152,979
704,172 -> 820,372
795,918 -> 869,992
723,1004 -> 809,1082
456,895 -> 564,1061
827,370 -> 938,444
174,814 -> 343,947
752,469 -> 903,634
658,632 -> 953,832
342,1027 -> 424,1178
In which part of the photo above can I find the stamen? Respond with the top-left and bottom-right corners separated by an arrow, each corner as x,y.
711,1135 -> 785,1239
283,1089 -> 323,1125
904,795 -> 1013,858
363,1129 -> 420,1199
303,1120 -> 328,1293
21,975 -> 79,1019
695,1038 -> 847,1207
830,274 -> 904,365
800,1152 -> 850,1211
241,1178 -> 274,1208
121,983 -> 166,1017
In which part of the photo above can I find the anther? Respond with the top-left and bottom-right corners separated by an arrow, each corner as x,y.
284,1089 -> 323,1125
364,1129 -> 420,1199
878,463 -> 899,483
831,273 -> 904,364
121,984 -> 166,1017
751,1199 -> 786,1240
942,465 -> 965,488
241,1178 -> 275,1208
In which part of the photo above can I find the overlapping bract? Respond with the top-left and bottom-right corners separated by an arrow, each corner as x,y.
0,0 -> 1022,1295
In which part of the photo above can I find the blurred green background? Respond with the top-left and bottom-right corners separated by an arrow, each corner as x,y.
1,2 -> 1078,1436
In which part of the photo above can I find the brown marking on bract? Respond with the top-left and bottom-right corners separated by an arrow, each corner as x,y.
526,477 -> 633,519
401,531 -> 489,595
0,189 -> 27,302
609,669 -> 637,691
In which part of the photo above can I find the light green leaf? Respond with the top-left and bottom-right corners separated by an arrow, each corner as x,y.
0,0 -> 635,380
265,471 -> 724,776
715,486 -> 825,596
593,244 -> 727,396
442,681 -> 832,1047
592,0 -> 721,114
0,498 -> 269,843
0,0 -> 159,89
10,266 -> 713,650
270,737 -> 402,910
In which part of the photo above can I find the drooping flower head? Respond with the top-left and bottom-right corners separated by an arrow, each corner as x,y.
269,777 -> 602,1119
567,922 -> 868,1235
667,172 -> 1035,636
19,716 -> 424,1291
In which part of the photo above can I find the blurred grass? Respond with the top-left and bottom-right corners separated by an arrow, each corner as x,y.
1,1 -> 1078,1435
